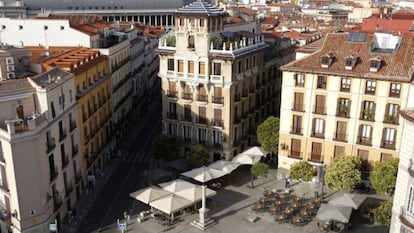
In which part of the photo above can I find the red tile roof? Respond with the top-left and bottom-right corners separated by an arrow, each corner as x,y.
362,17 -> 414,34
282,33 -> 414,82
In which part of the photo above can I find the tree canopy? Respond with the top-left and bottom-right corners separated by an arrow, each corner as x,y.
290,161 -> 316,182
250,161 -> 269,188
325,156 -> 361,191
370,158 -> 399,196
256,116 -> 280,154
185,144 -> 210,168
151,134 -> 181,162
374,200 -> 393,227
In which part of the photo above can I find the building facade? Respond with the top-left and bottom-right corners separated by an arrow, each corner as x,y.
279,32 -> 414,174
157,0 -> 273,160
0,66 -> 81,233
390,108 -> 414,233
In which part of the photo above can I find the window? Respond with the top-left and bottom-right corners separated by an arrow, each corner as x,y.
317,75 -> 327,89
237,60 -> 242,73
408,186 -> 414,215
382,128 -> 396,149
358,125 -> 372,145
198,107 -> 207,124
310,142 -> 322,162
293,93 -> 304,111
167,59 -> 174,71
183,125 -> 192,141
168,123 -> 177,137
361,101 -> 375,121
384,103 -> 399,124
365,80 -> 376,95
312,118 -> 325,138
188,35 -> 195,49
212,130 -> 222,145
69,89 -> 73,102
199,18 -> 204,27
291,115 -> 302,135
314,95 -> 326,114
337,98 -> 350,117
199,62 -> 205,75
294,74 -> 304,87
178,60 -> 184,72
198,128 -> 206,143
341,78 -> 351,92
334,146 -> 345,158
370,60 -> 381,72
188,61 -> 194,74
213,62 -> 221,75
357,149 -> 369,171
290,139 -> 301,158
380,153 -> 392,162
179,18 -> 184,26
335,121 -> 347,141
51,101 -> 56,118
389,83 -> 401,98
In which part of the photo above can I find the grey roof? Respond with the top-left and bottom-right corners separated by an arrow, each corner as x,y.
30,68 -> 71,88
174,0 -> 227,16
23,0 -> 195,11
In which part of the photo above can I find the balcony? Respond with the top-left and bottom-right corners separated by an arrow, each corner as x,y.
70,120 -> 77,132
59,128 -> 67,142
333,133 -> 347,142
210,75 -> 224,85
311,131 -> 325,139
46,138 -> 56,153
197,94 -> 208,102
181,92 -> 193,101
49,166 -> 58,182
357,136 -> 372,146
181,114 -> 192,122
381,140 -> 396,150
167,112 -> 178,120
289,151 -> 302,159
400,206 -> 414,231
212,96 -> 224,105
383,114 -> 399,125
361,109 -> 375,121
196,117 -> 208,125
336,106 -> 350,118
313,106 -> 326,115
211,119 -> 224,128
308,154 -> 324,163
290,126 -> 303,135
292,103 -> 304,112
65,182 -> 73,197
167,90 -> 178,98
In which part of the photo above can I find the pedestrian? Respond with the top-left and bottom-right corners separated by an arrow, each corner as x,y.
287,177 -> 291,187
284,178 -> 289,188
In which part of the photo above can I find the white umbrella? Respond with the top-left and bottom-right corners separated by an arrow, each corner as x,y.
328,193 -> 366,210
149,193 -> 193,215
232,146 -> 266,165
241,146 -> 266,157
175,186 -> 217,202
208,160 -> 240,174
181,166 -> 227,183
316,204 -> 353,223
181,166 -> 227,229
159,179 -> 197,193
129,186 -> 171,204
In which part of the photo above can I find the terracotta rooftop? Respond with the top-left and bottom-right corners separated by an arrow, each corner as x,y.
239,7 -> 256,16
296,37 -> 325,54
282,32 -> 414,82
38,14 -> 112,35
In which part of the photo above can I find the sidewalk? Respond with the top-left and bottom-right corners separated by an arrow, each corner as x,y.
60,97 -> 158,233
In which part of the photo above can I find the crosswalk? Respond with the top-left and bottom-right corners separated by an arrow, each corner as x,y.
121,151 -> 149,163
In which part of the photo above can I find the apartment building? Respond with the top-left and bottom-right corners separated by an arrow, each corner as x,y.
157,0 -> 273,160
390,108 -> 414,233
0,64 -> 80,233
279,32 -> 414,173
29,47 -> 112,177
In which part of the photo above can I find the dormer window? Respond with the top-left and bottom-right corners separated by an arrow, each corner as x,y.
369,57 -> 382,72
321,51 -> 335,68
345,55 -> 357,70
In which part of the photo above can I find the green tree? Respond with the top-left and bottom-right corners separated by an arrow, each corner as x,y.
370,158 -> 399,196
165,35 -> 176,47
185,144 -> 210,168
290,161 -> 316,182
374,200 -> 393,227
325,156 -> 361,191
256,116 -> 279,168
151,134 -> 181,162
250,162 -> 269,188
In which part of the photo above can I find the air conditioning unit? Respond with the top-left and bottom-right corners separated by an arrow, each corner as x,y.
5,57 -> 13,65
7,65 -> 14,72
7,72 -> 15,79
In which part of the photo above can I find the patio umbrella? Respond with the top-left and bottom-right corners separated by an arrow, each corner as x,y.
129,186 -> 171,204
149,193 -> 193,215
159,179 -> 198,193
316,203 -> 353,223
174,186 -> 217,202
232,146 -> 265,165
181,166 -> 227,229
328,193 -> 366,210
208,160 -> 240,174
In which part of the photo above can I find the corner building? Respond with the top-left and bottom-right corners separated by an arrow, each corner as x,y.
157,0 -> 270,160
